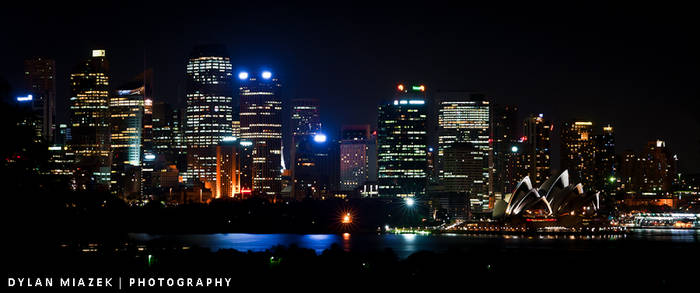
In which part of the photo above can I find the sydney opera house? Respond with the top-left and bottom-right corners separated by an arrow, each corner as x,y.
493,170 -> 609,228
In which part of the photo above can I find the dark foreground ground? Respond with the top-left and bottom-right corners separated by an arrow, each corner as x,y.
2,190 -> 698,290
4,234 -> 699,291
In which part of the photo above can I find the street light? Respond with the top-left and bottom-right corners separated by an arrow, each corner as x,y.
342,213 -> 352,224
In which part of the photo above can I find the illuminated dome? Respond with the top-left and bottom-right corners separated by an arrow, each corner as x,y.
504,170 -> 601,217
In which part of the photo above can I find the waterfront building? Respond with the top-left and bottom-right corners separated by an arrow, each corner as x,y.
377,84 -> 428,198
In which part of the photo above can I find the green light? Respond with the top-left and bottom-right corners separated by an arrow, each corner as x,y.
609,176 -> 616,183
411,85 -> 425,91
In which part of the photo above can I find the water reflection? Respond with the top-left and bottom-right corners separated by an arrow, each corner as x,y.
342,233 -> 351,252
128,229 -> 700,259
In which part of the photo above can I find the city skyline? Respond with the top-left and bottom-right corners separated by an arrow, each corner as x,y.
2,3 -> 699,289
1,3 -> 698,174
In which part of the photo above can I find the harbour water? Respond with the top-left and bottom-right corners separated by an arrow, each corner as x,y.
129,229 -> 699,258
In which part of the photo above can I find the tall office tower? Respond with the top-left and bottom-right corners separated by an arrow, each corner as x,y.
238,70 -> 283,198
291,98 -> 321,136
291,133 -> 331,200
290,98 -> 322,198
592,125 -> 616,191
560,120 -> 595,183
436,92 -> 492,211
522,114 -> 553,186
492,105 -> 519,194
69,49 -> 111,191
23,57 -> 56,141
109,82 -> 145,199
377,84 -> 428,198
339,125 -> 371,191
184,45 -> 233,196
137,71 -> 155,198
216,137 -> 240,199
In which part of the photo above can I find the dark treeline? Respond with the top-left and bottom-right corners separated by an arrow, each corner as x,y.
6,239 -> 699,290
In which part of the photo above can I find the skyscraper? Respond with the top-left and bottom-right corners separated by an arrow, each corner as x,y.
69,49 -> 111,191
109,82 -> 145,199
522,114 -> 553,186
291,133 -> 331,200
184,45 -> 233,197
238,70 -> 283,199
560,120 -> 595,183
593,125 -> 616,191
339,125 -> 371,192
377,84 -> 428,198
23,57 -> 56,141
436,92 -> 492,211
290,98 -> 323,199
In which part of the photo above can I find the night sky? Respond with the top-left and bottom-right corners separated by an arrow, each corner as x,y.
1,2 -> 698,172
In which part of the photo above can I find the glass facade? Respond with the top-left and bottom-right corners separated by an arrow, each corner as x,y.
436,93 -> 492,211
377,85 -> 428,197
184,45 -> 233,197
109,85 -> 144,199
239,72 -> 283,198
339,125 -> 372,192
560,121 -> 595,183
69,50 -> 111,191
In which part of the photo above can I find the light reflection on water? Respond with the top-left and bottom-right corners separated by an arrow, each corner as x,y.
128,229 -> 699,259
